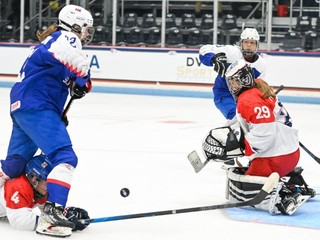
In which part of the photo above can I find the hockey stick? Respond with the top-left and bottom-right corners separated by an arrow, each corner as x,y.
62,96 -> 76,119
188,150 -> 241,173
299,142 -> 320,164
188,150 -> 210,173
81,172 -> 279,224
274,84 -> 284,94
61,96 -> 76,126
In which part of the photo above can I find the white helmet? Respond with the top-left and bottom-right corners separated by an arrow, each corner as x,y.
240,28 -> 260,41
240,28 -> 260,57
58,4 -> 94,45
225,59 -> 255,97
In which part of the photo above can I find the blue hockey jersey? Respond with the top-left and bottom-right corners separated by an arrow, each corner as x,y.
10,30 -> 91,116
199,44 -> 266,120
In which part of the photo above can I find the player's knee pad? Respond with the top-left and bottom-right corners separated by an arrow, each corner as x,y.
47,146 -> 78,168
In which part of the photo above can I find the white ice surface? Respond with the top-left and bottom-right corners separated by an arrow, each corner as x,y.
0,87 -> 319,239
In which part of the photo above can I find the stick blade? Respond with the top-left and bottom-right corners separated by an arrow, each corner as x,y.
187,150 -> 204,173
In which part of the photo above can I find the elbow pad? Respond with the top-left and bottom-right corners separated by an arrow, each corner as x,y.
52,46 -> 90,77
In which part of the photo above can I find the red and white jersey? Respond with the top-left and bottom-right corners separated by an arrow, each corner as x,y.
0,175 -> 46,230
236,88 -> 299,160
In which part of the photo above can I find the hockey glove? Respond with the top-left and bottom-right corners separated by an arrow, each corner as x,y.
61,115 -> 69,126
63,207 -> 90,231
211,52 -> 227,76
70,79 -> 92,99
202,128 -> 227,162
202,126 -> 244,162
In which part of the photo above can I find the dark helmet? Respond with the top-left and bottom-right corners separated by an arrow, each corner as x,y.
225,59 -> 255,97
25,154 -> 53,181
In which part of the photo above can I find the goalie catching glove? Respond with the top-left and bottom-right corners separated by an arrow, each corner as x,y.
63,207 -> 90,231
202,126 -> 244,162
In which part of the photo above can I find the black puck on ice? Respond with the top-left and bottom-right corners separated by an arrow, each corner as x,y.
120,188 -> 130,197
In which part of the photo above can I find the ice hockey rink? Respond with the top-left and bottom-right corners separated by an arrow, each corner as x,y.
0,83 -> 319,240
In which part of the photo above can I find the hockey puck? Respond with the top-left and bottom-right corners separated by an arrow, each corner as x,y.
120,188 -> 130,197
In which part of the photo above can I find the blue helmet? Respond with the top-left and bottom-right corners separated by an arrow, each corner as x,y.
25,154 -> 53,181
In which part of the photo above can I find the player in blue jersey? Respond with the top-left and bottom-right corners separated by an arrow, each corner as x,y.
0,4 -> 94,237
199,28 -> 266,168
199,28 -> 266,120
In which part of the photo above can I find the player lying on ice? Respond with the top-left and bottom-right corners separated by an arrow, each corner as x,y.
201,59 -> 315,215
0,154 -> 90,237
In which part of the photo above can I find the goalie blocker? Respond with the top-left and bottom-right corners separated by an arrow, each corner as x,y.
226,167 -> 315,215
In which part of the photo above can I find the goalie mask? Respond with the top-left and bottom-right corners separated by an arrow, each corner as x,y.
202,126 -> 244,162
225,59 -> 255,97
58,4 -> 94,45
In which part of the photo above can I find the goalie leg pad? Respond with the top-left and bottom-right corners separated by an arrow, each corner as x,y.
227,168 -> 283,212
227,167 -> 271,203
227,168 -> 310,215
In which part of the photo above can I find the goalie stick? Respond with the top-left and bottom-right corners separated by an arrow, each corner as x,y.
81,172 -> 279,224
187,150 -> 241,173
188,150 -> 211,173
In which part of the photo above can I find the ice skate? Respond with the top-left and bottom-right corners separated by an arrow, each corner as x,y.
278,192 -> 310,215
36,217 -> 72,238
36,201 -> 74,237
269,183 -> 310,215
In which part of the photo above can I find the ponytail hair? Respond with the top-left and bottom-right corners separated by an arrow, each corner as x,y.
36,23 -> 59,42
255,78 -> 276,99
